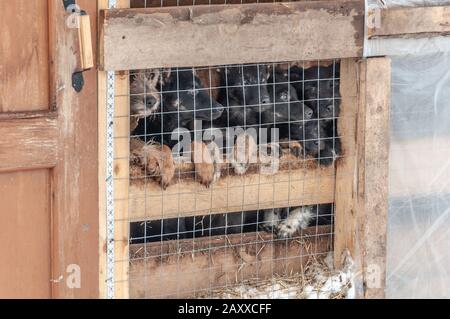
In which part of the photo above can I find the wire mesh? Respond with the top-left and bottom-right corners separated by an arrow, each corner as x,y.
110,0 -> 352,300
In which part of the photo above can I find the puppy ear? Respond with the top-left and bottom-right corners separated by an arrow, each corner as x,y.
160,68 -> 172,84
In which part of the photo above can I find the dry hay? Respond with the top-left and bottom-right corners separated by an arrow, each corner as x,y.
194,252 -> 355,299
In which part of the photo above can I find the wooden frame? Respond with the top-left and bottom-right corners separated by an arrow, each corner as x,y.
98,0 -> 130,301
97,0 -> 399,300
51,0 -> 100,298
99,0 -> 365,70
356,57 -> 391,299
368,5 -> 450,39
129,165 -> 336,222
130,226 -> 333,298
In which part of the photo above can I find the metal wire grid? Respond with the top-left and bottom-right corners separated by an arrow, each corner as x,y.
116,61 -> 342,298
107,0 -> 348,300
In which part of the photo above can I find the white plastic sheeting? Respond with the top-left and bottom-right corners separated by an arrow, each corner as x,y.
365,0 -> 450,57
368,0 -> 450,7
387,53 -> 450,298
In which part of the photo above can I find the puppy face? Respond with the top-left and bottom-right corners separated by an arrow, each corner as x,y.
220,65 -> 272,109
130,70 -> 162,118
163,70 -> 224,125
264,80 -> 314,132
301,120 -> 327,158
267,69 -> 314,122
304,79 -> 339,100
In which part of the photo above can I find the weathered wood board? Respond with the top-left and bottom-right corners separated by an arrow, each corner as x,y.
129,225 -> 333,298
100,1 -> 365,70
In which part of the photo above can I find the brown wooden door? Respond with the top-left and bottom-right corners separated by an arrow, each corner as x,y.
0,0 -> 98,299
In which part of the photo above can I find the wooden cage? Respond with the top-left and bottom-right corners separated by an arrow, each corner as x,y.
96,0 -> 449,299
1,0 -> 448,300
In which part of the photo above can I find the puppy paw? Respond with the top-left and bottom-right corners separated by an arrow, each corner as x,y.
192,141 -> 215,187
232,132 -> 257,175
232,162 -> 250,176
157,145 -> 175,190
207,141 -> 223,183
258,209 -> 281,234
275,206 -> 314,239
259,142 -> 280,175
144,143 -> 175,190
275,222 -> 297,239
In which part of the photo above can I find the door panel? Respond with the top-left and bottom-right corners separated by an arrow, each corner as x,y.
0,0 -> 50,112
0,0 -> 99,298
0,170 -> 52,299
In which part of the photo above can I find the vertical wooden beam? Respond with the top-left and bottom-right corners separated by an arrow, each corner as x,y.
113,69 -> 130,299
98,0 -> 130,300
333,59 -> 363,293
51,0 -> 100,298
334,57 -> 390,299
356,57 -> 391,299
98,0 -> 108,300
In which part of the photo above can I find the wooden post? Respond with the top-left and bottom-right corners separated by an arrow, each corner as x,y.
98,0 -> 130,300
334,57 -> 390,299
333,58 -> 359,272
356,57 -> 391,299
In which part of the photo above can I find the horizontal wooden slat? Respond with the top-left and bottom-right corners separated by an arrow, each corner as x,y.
0,117 -> 58,173
128,165 -> 336,221
368,5 -> 450,39
100,0 -> 365,70
129,225 -> 333,298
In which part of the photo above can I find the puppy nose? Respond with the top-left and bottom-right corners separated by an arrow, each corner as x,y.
214,103 -> 224,114
305,109 -> 314,119
146,96 -> 157,107
261,96 -> 271,104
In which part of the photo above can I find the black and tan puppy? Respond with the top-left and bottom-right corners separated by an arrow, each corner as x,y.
137,69 -> 224,147
130,69 -> 165,133
264,68 -> 314,156
135,69 -> 225,188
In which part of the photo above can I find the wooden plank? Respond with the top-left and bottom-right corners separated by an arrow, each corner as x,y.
98,0 -> 130,300
50,0 -> 100,298
357,57 -> 391,299
99,0 -> 365,70
78,14 -> 94,70
0,117 -> 58,173
368,5 -> 450,39
114,71 -> 131,299
130,0 -> 328,7
0,0 -> 50,112
98,0 -> 109,300
0,170 -> 52,299
129,166 -> 335,221
129,226 -> 332,298
333,59 -> 359,272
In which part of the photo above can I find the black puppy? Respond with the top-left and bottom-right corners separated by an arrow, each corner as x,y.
217,64 -> 272,127
304,80 -> 340,122
265,68 -> 314,126
135,69 -> 224,148
262,69 -> 315,155
290,64 -> 341,121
